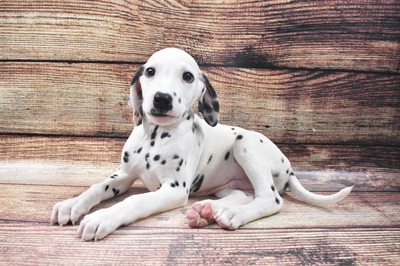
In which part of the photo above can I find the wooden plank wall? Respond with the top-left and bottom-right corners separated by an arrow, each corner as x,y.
1,1 -> 399,177
1,0 -> 399,264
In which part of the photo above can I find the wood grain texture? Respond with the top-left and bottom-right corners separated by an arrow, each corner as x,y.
1,222 -> 398,265
1,0 -> 399,73
1,183 -> 399,228
1,62 -> 399,145
1,135 -> 399,191
0,181 -> 399,265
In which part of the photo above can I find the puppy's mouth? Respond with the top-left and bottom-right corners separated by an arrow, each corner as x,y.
150,108 -> 172,118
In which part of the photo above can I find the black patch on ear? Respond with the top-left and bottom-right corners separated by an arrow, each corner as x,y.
198,74 -> 219,127
130,66 -> 144,86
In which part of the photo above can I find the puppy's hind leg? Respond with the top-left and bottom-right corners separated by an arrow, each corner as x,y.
213,132 -> 283,230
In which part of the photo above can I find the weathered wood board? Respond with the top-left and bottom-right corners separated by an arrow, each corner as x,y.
1,182 -> 399,265
1,0 -> 399,73
1,135 -> 399,192
1,62 -> 399,145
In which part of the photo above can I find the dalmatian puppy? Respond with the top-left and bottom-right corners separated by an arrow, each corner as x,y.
50,48 -> 353,241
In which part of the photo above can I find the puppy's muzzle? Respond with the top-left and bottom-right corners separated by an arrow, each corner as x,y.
152,91 -> 173,116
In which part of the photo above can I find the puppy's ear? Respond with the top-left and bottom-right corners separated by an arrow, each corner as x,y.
198,73 -> 219,127
129,66 -> 145,126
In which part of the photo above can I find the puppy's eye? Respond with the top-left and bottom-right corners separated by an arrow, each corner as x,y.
183,72 -> 194,83
145,67 -> 155,78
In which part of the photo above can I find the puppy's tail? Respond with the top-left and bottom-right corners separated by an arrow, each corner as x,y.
288,174 -> 353,206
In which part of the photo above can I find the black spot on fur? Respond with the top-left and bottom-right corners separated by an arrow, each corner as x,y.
112,188 -> 120,196
284,182 -> 289,190
170,183 -> 176,188
275,198 -> 280,204
271,185 -> 275,192
179,159 -> 184,167
183,181 -> 186,187
174,181 -> 179,187
151,141 -> 155,147
110,174 -> 118,179
191,174 -> 204,193
225,151 -> 230,161
290,171 -> 295,176
176,167 -> 180,172
173,155 -> 179,159
187,114 -> 191,120
237,135 -> 243,140
145,153 -> 150,161
137,147 -> 143,154
273,172 -> 280,178
260,139 -> 263,143
178,98 -> 181,104
231,128 -> 235,130
161,132 -> 171,139
146,162 -> 150,169
207,155 -> 213,164
281,158 -> 284,163
123,151 -> 129,163
105,185 -> 109,192
151,125 -> 159,140
154,155 -> 160,161
286,169 -> 289,174
161,160 -> 166,165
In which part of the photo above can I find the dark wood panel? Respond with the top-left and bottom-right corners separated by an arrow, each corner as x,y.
1,135 -> 399,191
0,0 -> 399,72
1,63 -> 398,145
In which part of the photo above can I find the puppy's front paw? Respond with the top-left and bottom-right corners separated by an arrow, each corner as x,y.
214,207 -> 244,230
50,197 -> 91,226
76,208 -> 121,241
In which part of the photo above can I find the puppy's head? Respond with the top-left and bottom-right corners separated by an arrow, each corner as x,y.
129,48 -> 219,127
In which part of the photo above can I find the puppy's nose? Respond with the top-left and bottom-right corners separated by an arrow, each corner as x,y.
153,91 -> 173,111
